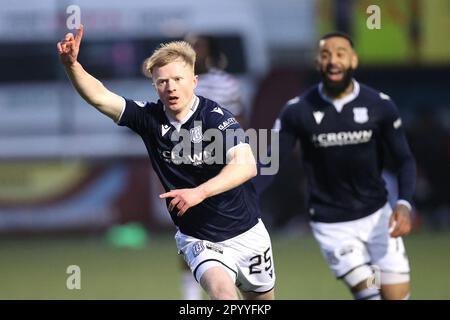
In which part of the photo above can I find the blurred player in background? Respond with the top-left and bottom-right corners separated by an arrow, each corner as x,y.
57,25 -> 275,300
174,34 -> 248,300
255,32 -> 416,300
186,34 -> 246,127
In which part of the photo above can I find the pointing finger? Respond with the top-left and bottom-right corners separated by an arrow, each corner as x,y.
75,24 -> 84,45
160,191 -> 176,199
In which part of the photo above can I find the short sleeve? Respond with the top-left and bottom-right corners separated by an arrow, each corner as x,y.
117,98 -> 151,134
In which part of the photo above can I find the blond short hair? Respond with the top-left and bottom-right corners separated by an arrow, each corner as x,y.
142,41 -> 196,79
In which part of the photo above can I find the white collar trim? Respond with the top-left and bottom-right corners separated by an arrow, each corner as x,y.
164,95 -> 199,132
318,79 -> 360,113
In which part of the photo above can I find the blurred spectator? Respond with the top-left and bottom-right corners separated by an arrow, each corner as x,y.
185,34 -> 247,127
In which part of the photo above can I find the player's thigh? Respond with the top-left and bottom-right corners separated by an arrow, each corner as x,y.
175,230 -> 238,283
228,219 -> 276,295
200,266 -> 239,300
368,205 -> 410,279
310,220 -> 371,279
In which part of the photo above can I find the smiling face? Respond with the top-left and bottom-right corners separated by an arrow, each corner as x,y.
152,59 -> 198,118
316,36 -> 358,98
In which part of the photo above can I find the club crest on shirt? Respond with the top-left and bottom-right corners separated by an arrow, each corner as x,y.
313,111 -> 324,125
190,125 -> 203,143
161,124 -> 170,137
353,107 -> 369,124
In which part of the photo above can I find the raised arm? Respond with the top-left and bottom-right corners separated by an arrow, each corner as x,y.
57,25 -> 125,121
160,144 -> 257,216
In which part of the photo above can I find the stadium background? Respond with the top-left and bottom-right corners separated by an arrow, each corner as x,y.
0,0 -> 449,299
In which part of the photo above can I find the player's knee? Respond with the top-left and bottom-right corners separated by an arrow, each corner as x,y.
202,280 -> 238,300
341,264 -> 375,288
340,265 -> 382,300
208,286 -> 238,300
380,272 -> 410,300
241,288 -> 275,300
381,271 -> 410,286
352,287 -> 381,300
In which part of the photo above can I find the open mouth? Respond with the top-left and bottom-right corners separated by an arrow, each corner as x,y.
326,68 -> 344,82
168,96 -> 179,105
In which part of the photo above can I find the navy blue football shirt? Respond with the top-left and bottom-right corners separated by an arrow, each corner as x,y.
255,80 -> 416,223
118,95 -> 260,241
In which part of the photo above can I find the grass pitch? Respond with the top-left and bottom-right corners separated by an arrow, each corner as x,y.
0,231 -> 449,299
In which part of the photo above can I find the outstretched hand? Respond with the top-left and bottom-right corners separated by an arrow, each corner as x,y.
57,24 -> 84,66
160,187 -> 207,217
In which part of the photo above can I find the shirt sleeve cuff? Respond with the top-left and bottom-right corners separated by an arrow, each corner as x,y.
396,199 -> 412,211
115,97 -> 127,124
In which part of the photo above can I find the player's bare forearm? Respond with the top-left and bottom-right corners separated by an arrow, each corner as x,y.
64,62 -> 124,121
160,145 -> 257,216
57,25 -> 124,121
198,144 -> 257,198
